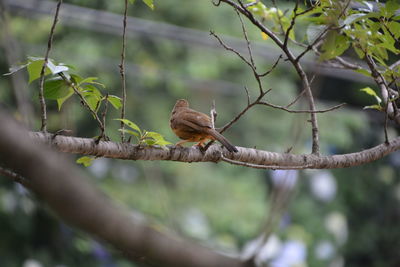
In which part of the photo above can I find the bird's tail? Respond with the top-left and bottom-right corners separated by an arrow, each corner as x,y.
208,129 -> 238,153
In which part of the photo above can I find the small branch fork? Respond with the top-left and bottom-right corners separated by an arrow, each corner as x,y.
119,0 -> 128,142
216,0 -> 323,154
38,0 -> 63,132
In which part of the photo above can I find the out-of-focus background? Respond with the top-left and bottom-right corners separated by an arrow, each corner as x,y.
1,0 -> 400,266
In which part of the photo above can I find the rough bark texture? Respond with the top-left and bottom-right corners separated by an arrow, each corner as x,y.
0,112 -> 249,267
29,131 -> 400,169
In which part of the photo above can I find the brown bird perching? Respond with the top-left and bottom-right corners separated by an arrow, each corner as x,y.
170,99 -> 238,153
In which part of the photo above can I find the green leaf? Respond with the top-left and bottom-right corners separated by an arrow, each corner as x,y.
27,59 -> 52,83
56,89 -> 74,110
142,0 -> 154,9
84,95 -> 102,112
81,84 -> 103,98
320,32 -> 350,60
107,95 -> 122,109
79,77 -> 105,88
360,87 -> 382,104
76,156 -> 95,167
128,0 -> 135,3
363,104 -> 383,111
353,45 -> 365,59
26,57 -> 68,83
114,119 -> 142,135
145,131 -> 172,147
388,21 -> 400,39
44,78 -> 71,99
354,69 -> 371,77
381,0 -> 400,17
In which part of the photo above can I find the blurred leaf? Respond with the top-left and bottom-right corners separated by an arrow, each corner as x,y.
142,0 -> 154,10
107,95 -> 122,109
320,32 -> 350,60
44,78 -> 71,99
354,69 -> 371,77
360,87 -> 382,104
129,0 -> 135,3
79,77 -> 105,88
82,84 -> 103,98
84,95 -> 102,112
26,57 -> 68,83
115,118 -> 142,135
363,104 -> 383,111
381,0 -> 400,17
261,32 -> 269,40
56,89 -> 74,110
27,59 -> 51,83
388,21 -> 400,39
145,131 -> 172,147
76,156 -> 95,167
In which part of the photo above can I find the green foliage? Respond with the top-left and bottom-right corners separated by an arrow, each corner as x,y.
360,87 -> 383,110
76,156 -> 95,167
129,0 -> 154,10
116,118 -> 171,147
246,1 -> 295,40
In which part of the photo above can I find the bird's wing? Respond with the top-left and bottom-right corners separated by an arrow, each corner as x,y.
182,109 -> 212,128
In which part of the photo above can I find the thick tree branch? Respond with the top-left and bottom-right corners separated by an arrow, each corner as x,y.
0,112 -> 249,267
28,131 -> 400,169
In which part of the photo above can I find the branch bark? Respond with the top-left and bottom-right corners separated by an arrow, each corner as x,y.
0,111 -> 249,267
28,131 -> 400,169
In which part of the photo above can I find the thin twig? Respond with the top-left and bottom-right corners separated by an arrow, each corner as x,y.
101,94 -> 110,142
220,89 -> 271,133
210,30 -> 253,70
58,73 -> 105,137
38,0 -> 63,132
258,101 -> 346,113
259,55 -> 282,77
283,0 -> 299,48
235,8 -> 256,69
119,0 -> 128,143
219,0 -> 321,154
0,166 -> 31,188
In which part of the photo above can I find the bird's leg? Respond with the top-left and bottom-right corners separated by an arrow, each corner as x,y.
175,140 -> 189,147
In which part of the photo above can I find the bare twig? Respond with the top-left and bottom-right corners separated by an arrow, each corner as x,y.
258,101 -> 346,113
119,0 -> 128,142
220,89 -> 271,133
101,94 -> 110,141
259,55 -> 282,77
38,0 -> 63,132
0,166 -> 31,188
218,0 -> 321,154
286,89 -> 306,108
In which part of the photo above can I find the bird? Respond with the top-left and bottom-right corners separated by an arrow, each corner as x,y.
170,99 -> 238,153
